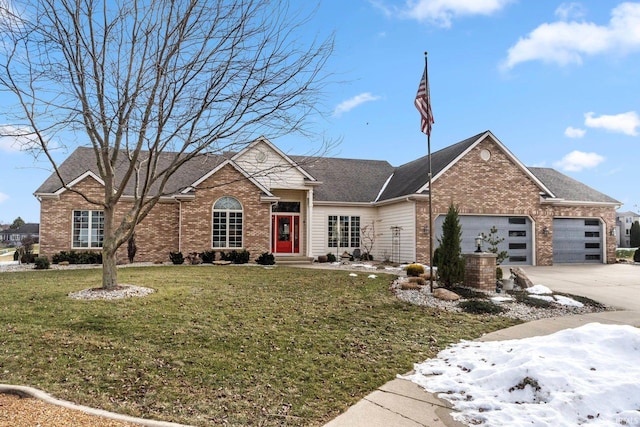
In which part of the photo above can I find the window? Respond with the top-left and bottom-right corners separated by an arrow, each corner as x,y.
585,243 -> 600,249
212,197 -> 243,248
509,256 -> 527,262
585,231 -> 600,238
328,215 -> 360,248
584,219 -> 599,226
73,210 -> 104,248
586,254 -> 601,261
508,217 -> 526,224
509,230 -> 527,237
509,243 -> 527,250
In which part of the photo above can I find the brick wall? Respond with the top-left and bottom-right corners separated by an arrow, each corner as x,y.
38,176 -> 179,263
415,137 -> 617,265
180,164 -> 271,258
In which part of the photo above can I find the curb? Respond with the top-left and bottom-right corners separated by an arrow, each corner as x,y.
0,384 -> 193,427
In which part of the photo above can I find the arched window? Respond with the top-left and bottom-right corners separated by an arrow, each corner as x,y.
212,196 -> 243,248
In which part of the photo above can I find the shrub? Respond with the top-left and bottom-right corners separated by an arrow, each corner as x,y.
361,252 -> 373,261
13,250 -> 19,261
435,203 -> 465,288
405,263 -> 425,277
201,250 -> 216,264
635,248 -> 640,263
51,251 -> 102,264
326,252 -> 336,263
459,300 -> 505,315
169,251 -> 185,265
220,250 -> 250,264
34,257 -> 50,270
255,252 -> 275,265
186,252 -> 202,265
496,266 -> 503,281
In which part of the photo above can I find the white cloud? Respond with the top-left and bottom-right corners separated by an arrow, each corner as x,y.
373,0 -> 512,28
554,2 -> 586,21
564,126 -> 586,138
0,192 -> 8,204
0,124 -> 44,152
502,3 -> 640,69
553,150 -> 605,172
584,111 -> 640,136
333,92 -> 381,117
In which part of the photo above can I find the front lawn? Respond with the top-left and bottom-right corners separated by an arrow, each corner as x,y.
0,266 -> 519,426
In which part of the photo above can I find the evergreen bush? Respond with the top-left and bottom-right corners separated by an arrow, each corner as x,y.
435,203 -> 465,288
169,251 -> 185,265
34,257 -> 50,270
634,248 -> 640,263
405,263 -> 425,277
201,250 -> 216,264
255,252 -> 275,265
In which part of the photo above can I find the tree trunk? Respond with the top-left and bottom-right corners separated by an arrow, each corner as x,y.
102,247 -> 118,290
102,204 -> 119,290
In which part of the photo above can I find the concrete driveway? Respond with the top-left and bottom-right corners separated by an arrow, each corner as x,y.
522,264 -> 640,311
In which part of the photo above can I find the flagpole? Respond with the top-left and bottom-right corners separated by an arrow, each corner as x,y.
424,52 -> 434,293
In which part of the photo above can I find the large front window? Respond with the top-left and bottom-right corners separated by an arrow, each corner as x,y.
328,215 -> 360,248
213,196 -> 243,248
72,210 -> 104,248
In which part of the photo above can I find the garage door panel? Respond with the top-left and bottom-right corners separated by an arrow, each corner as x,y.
434,215 -> 532,266
553,218 -> 602,264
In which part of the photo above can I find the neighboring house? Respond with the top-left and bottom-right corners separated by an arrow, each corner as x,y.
615,211 -> 640,248
34,131 -> 620,265
0,223 -> 40,245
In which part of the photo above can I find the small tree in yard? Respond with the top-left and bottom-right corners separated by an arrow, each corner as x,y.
0,0 -> 334,289
631,221 -> 640,248
484,226 -> 508,280
360,222 -> 376,260
435,203 -> 464,288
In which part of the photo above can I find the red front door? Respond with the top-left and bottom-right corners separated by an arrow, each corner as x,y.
272,215 -> 299,254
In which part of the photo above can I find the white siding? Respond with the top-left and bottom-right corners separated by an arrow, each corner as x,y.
311,206 -> 376,258
376,202 -> 416,263
235,142 -> 309,190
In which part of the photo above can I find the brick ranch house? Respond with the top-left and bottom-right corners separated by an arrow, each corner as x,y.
35,130 -> 620,266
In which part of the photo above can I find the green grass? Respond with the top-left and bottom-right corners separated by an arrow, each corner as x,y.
0,266 -> 519,426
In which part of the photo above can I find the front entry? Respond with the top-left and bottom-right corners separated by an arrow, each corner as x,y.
272,215 -> 300,254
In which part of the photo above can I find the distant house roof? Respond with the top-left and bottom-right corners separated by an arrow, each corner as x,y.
1,223 -> 39,238
35,133 -> 620,206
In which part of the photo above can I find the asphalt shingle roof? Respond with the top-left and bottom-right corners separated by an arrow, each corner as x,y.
35,134 -> 619,206
528,167 -> 620,204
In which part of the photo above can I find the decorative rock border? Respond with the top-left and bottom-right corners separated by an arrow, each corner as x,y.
0,384 -> 192,426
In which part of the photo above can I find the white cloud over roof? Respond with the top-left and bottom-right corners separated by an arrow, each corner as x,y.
374,0 -> 512,28
564,126 -> 586,138
333,92 -> 381,117
502,3 -> 640,69
0,192 -> 8,204
584,111 -> 640,136
554,150 -> 605,172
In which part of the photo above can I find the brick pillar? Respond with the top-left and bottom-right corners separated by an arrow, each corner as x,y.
464,252 -> 497,291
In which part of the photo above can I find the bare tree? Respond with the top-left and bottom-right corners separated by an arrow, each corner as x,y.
0,0 -> 333,289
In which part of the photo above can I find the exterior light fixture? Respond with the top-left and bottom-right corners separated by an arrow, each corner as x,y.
474,235 -> 483,253
610,227 -> 616,236
543,226 -> 549,236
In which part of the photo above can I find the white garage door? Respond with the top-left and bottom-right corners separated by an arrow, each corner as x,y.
553,218 -> 603,263
434,215 -> 532,266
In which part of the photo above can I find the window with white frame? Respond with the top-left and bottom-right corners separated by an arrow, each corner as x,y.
72,210 -> 104,248
212,196 -> 243,248
328,215 -> 360,248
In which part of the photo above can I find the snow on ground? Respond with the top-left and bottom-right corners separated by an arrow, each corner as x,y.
526,285 -> 584,307
404,323 -> 640,427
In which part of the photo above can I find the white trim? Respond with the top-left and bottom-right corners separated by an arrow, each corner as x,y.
231,136 -> 317,182
374,173 -> 394,202
54,171 -> 105,195
415,131 -> 556,198
183,159 -> 274,197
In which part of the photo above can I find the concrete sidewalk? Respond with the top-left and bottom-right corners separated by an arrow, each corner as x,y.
324,310 -> 640,427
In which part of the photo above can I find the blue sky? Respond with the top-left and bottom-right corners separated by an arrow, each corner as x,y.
1,0 -> 639,224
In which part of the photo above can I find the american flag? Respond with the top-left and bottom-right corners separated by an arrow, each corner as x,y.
415,65 -> 434,136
